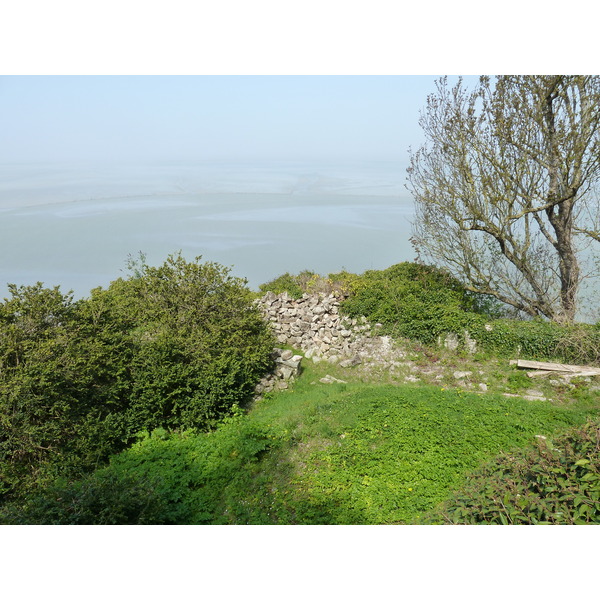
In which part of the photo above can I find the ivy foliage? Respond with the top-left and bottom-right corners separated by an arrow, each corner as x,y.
470,319 -> 600,364
0,254 -> 274,502
339,262 -> 491,343
431,418 -> 600,524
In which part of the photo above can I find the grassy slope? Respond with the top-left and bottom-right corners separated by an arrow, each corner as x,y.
104,356 -> 598,524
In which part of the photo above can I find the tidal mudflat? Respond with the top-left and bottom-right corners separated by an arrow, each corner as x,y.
0,161 -> 414,297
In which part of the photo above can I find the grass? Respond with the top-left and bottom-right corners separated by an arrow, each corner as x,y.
8,344 -> 597,525
89,355 -> 598,525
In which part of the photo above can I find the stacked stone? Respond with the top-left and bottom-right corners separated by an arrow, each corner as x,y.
439,330 -> 478,354
254,347 -> 303,395
257,291 -> 374,363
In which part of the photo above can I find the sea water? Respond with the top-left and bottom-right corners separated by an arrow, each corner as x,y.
0,160 -> 415,298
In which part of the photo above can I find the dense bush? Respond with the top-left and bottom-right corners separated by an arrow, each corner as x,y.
0,470 -> 169,525
0,283 -> 133,498
431,419 -> 600,524
340,262 -> 489,343
0,254 -> 274,502
90,253 -> 275,432
259,271 -> 310,299
342,263 -> 600,363
470,319 -> 600,363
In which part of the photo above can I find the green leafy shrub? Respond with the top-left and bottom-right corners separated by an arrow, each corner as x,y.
0,470 -> 169,525
0,254 -> 274,502
0,283 -> 135,499
471,319 -> 600,364
94,415 -> 280,524
331,262 -> 599,364
95,253 -> 275,432
340,262 -> 488,344
431,418 -> 600,524
325,270 -> 363,296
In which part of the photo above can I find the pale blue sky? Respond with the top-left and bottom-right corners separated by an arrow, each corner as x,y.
0,76 -> 480,164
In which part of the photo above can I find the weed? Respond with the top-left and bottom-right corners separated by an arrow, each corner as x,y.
430,418 -> 600,524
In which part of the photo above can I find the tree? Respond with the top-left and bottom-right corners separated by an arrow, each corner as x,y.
407,76 -> 600,323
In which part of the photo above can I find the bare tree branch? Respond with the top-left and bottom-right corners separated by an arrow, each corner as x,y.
407,76 -> 600,323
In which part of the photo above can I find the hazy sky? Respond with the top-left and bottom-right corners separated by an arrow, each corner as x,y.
0,76 -> 480,164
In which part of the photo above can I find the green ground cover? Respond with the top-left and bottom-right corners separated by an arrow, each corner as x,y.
8,358 -> 594,525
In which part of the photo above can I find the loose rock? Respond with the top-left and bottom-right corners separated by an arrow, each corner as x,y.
320,374 -> 348,384
453,371 -> 472,380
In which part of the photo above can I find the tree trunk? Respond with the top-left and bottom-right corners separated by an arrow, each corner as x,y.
546,201 -> 580,322
542,78 -> 581,323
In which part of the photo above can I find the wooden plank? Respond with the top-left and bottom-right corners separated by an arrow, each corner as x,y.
515,359 -> 600,376
526,369 -> 599,378
557,371 -> 600,378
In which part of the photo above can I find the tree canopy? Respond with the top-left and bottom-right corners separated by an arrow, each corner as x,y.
407,75 -> 600,323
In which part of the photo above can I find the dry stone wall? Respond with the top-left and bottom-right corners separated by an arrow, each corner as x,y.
253,291 -> 484,398
256,291 -> 405,367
